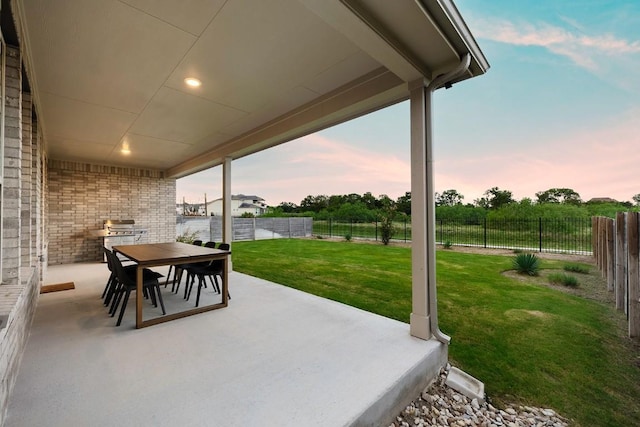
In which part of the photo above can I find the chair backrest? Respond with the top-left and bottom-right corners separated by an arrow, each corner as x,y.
204,241 -> 216,248
105,248 -> 134,288
192,240 -> 203,246
104,248 -> 114,273
218,243 -> 230,251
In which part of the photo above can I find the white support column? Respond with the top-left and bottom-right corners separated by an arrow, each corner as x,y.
409,79 -> 431,340
409,78 -> 450,343
222,156 -> 233,269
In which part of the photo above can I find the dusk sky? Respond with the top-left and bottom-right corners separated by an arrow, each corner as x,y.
177,0 -> 640,207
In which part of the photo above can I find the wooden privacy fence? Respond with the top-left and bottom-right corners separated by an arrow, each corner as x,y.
592,213 -> 640,338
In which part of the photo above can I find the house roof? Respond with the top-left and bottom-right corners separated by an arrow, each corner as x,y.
238,202 -> 264,209
209,194 -> 265,203
13,0 -> 488,178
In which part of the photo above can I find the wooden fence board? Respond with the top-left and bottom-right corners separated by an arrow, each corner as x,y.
593,213 -> 639,336
627,213 -> 640,338
606,218 -> 615,291
615,212 -> 627,312
592,217 -> 597,264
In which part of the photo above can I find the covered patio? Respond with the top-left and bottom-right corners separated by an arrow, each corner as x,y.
6,262 -> 445,426
0,0 -> 488,425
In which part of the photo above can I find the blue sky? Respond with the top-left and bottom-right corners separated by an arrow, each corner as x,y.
178,0 -> 640,207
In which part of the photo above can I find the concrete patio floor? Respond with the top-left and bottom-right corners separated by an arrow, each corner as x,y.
5,262 -> 446,427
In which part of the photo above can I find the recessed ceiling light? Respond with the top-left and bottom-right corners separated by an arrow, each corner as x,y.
121,141 -> 131,155
184,77 -> 202,88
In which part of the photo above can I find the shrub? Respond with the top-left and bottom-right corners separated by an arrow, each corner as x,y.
344,233 -> 352,242
379,208 -> 396,245
563,263 -> 589,274
513,253 -> 540,276
548,272 -> 579,287
443,240 -> 452,249
512,248 -> 523,254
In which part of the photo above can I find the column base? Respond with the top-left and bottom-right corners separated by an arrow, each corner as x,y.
410,313 -> 431,340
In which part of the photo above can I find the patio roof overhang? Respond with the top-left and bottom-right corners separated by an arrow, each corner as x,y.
12,0 -> 488,178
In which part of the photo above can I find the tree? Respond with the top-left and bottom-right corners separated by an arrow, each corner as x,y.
436,189 -> 464,207
474,197 -> 489,209
327,195 -> 346,211
633,193 -> 640,207
299,194 -> 328,212
276,202 -> 298,213
535,188 -> 582,205
396,192 -> 411,215
481,187 -> 514,210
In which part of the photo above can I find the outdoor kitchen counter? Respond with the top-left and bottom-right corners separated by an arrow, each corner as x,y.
113,242 -> 230,328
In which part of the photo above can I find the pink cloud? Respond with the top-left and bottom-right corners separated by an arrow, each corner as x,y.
435,108 -> 640,202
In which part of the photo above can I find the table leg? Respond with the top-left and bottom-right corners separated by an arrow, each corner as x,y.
136,265 -> 143,329
222,255 -> 228,305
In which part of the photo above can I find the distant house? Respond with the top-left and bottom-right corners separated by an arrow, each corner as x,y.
206,194 -> 267,217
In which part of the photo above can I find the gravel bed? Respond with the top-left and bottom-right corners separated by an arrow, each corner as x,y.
389,365 -> 570,427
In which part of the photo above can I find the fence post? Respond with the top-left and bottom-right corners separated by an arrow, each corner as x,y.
329,218 -> 332,238
539,218 -> 543,252
250,217 -> 254,240
404,218 -> 408,243
483,218 -> 487,248
375,219 -> 378,241
591,217 -> 596,262
627,213 -> 639,338
606,219 -> 615,291
615,213 -> 627,311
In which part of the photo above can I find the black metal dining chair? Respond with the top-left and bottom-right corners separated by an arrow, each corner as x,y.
169,240 -> 209,294
105,249 -> 166,326
171,240 -> 214,294
184,243 -> 231,306
102,248 -> 139,307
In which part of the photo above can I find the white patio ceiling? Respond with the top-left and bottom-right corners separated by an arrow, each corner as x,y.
13,0 -> 488,178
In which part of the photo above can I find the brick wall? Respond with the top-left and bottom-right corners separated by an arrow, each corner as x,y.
21,93 -> 32,267
47,161 -> 176,264
2,45 -> 22,286
0,269 -> 39,426
0,44 -> 46,426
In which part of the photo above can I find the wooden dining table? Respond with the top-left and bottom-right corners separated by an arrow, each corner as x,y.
112,242 -> 230,329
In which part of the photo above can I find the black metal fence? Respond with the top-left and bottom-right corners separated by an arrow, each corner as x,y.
313,217 -> 593,255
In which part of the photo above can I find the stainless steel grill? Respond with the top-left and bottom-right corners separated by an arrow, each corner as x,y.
102,220 -> 148,260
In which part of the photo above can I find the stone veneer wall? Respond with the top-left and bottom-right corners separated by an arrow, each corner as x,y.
47,160 -> 176,265
0,45 -> 46,426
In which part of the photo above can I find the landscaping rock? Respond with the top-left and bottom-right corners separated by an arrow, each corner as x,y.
389,366 -> 569,427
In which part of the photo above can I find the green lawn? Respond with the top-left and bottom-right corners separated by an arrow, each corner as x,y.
232,238 -> 640,426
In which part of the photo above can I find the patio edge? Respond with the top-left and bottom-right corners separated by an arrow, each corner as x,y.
348,339 -> 448,427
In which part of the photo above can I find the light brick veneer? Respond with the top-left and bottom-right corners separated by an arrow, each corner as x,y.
47,160 -> 177,264
0,45 -> 46,427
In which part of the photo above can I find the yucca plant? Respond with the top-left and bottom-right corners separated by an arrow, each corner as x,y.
513,253 -> 540,276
